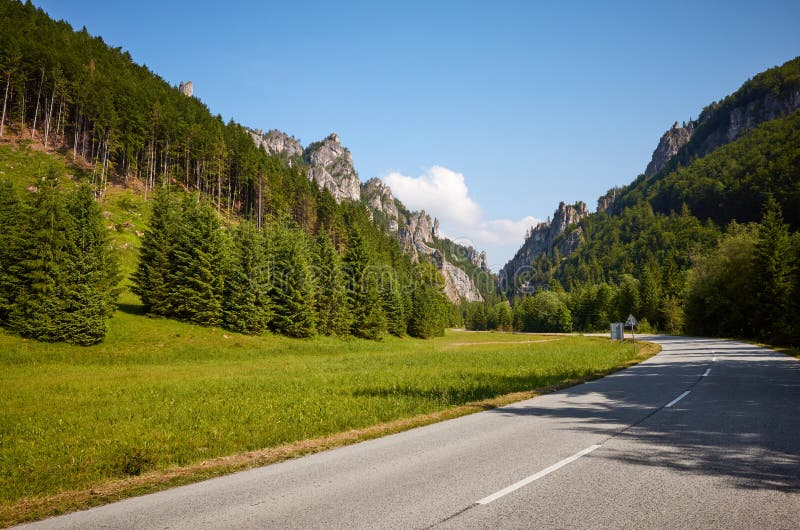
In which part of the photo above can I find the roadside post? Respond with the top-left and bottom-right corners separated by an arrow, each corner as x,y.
625,314 -> 638,354
610,322 -> 623,341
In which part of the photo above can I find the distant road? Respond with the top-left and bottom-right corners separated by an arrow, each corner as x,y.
23,337 -> 800,529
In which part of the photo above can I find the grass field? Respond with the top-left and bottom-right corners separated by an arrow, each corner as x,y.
0,308 -> 658,525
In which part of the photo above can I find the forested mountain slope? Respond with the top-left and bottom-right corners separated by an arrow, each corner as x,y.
0,0 -> 464,343
493,57 -> 800,344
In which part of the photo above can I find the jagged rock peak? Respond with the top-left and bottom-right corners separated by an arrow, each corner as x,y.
644,120 -> 695,177
362,178 -> 400,231
303,133 -> 361,203
597,187 -> 621,213
500,201 -> 589,294
249,129 -> 303,158
178,81 -> 193,97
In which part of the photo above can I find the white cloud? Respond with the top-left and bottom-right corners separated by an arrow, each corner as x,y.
384,166 -> 482,226
382,166 -> 541,265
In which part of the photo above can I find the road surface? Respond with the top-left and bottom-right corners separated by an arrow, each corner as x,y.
22,336 -> 800,529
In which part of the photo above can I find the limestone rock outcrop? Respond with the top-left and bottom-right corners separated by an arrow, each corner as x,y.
304,133 -> 361,202
249,129 -> 303,159
500,201 -> 588,293
645,121 -> 695,176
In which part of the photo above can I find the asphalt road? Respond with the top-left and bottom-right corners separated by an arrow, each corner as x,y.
22,336 -> 800,529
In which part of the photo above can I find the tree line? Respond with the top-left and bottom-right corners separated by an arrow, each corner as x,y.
473,199 -> 800,344
133,188 -> 451,340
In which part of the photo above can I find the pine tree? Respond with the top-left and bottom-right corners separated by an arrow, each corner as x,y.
269,225 -> 316,338
57,184 -> 120,345
342,228 -> 385,339
222,221 -> 271,334
169,195 -> 225,326
408,262 -> 448,338
380,271 -> 405,337
7,170 -> 70,341
0,179 -> 22,325
312,232 -> 350,336
752,198 -> 793,340
132,187 -> 180,315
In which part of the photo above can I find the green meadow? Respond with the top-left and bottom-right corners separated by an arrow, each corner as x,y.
0,312 -> 650,513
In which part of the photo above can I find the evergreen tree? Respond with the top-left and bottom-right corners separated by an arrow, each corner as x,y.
408,262 -> 448,338
312,232 -> 350,336
342,228 -> 385,339
7,170 -> 70,341
222,221 -> 271,334
0,179 -> 22,324
360,274 -> 388,340
57,184 -> 120,345
132,187 -> 180,315
380,271 -> 405,336
269,225 -> 316,338
752,198 -> 793,340
169,195 -> 226,326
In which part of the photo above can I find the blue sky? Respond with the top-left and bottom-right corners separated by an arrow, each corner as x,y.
32,0 -> 800,267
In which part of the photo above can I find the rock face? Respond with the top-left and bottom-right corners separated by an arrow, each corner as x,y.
431,251 -> 484,303
247,128 -> 488,303
644,121 -> 695,176
250,129 -> 303,159
304,133 -> 361,202
360,177 -> 486,303
500,201 -> 588,293
596,187 -> 621,213
362,178 -> 399,231
644,87 -> 800,178
178,81 -> 193,97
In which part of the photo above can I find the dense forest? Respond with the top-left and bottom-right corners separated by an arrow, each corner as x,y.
0,0 -> 452,343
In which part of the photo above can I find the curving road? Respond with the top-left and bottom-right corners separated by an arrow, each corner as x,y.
22,337 -> 800,529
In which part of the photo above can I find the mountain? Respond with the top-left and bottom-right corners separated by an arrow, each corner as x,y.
360,178 -> 488,303
502,56 -> 800,295
245,130 -> 489,303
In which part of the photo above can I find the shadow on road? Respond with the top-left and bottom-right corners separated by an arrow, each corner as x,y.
486,338 -> 800,493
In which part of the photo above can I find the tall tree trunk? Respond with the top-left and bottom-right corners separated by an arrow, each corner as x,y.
0,73 -> 10,138
31,68 -> 44,138
54,96 -> 64,146
43,86 -> 55,147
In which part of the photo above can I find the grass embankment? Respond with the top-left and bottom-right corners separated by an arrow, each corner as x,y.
0,317 -> 659,525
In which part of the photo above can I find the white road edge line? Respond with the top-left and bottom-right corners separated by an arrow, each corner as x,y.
702,368 -> 711,377
665,390 -> 691,408
476,445 -> 601,505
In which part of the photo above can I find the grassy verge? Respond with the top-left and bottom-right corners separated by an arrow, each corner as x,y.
0,316 -> 659,526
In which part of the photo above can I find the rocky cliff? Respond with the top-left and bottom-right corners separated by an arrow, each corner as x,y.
499,201 -> 588,293
644,121 -> 695,176
304,133 -> 361,202
360,177 -> 485,303
249,129 -> 303,159
644,78 -> 800,179
247,129 -> 487,303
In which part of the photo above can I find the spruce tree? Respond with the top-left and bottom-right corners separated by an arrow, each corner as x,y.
268,225 -> 316,338
7,170 -> 70,341
0,179 -> 22,325
408,262 -> 448,338
380,271 -> 406,337
132,187 -> 180,315
342,228 -> 385,339
222,221 -> 271,334
169,195 -> 225,326
312,232 -> 350,336
57,184 -> 120,345
753,198 -> 793,340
